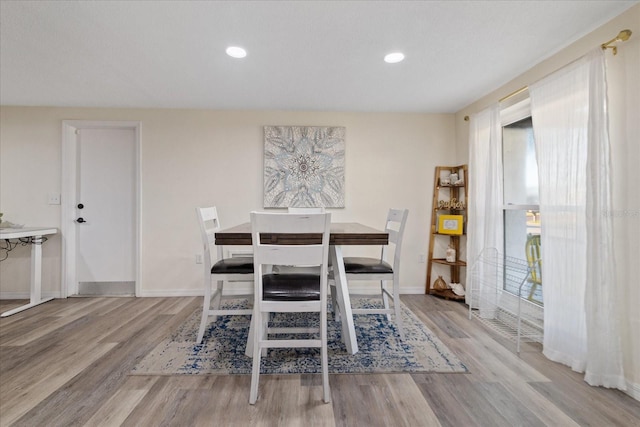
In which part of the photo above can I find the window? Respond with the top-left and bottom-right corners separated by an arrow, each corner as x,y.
502,106 -> 542,304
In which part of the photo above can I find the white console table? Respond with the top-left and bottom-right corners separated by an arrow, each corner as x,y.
0,227 -> 58,317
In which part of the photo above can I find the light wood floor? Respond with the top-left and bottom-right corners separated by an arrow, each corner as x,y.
1,295 -> 638,426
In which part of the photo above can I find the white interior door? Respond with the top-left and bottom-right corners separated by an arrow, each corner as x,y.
62,121 -> 140,297
77,128 -> 135,288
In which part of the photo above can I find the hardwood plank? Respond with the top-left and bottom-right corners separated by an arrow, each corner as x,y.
96,298 -> 179,343
529,380 -> 640,426
441,313 -> 549,384
254,375 -> 335,426
424,310 -> 470,339
1,298 -> 117,346
330,373 -> 440,427
426,374 -> 514,427
330,374 -> 394,427
412,373 -> 484,427
0,297 -> 99,335
84,388 -> 150,427
519,341 -> 640,424
472,382 -> 544,426
377,373 -> 441,426
498,379 -> 581,427
1,342 -> 118,425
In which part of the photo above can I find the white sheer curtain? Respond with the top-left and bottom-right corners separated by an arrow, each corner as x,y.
530,48 -> 625,389
466,105 -> 503,312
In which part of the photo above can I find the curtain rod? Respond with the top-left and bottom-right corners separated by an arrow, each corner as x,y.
463,29 -> 633,121
498,86 -> 529,103
463,86 -> 528,121
463,86 -> 527,121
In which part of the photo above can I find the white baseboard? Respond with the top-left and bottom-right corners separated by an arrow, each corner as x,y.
0,287 -> 424,299
137,285 -> 426,298
625,380 -> 640,402
138,289 -> 203,297
0,291 -> 61,300
137,287 -> 252,298
402,286 -> 429,295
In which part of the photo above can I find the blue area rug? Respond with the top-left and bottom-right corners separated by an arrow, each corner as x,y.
132,298 -> 468,375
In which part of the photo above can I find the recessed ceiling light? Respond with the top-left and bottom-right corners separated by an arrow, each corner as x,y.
226,46 -> 247,59
384,52 -> 405,64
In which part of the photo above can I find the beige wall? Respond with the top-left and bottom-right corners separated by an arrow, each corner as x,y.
0,107 -> 455,297
454,3 -> 640,398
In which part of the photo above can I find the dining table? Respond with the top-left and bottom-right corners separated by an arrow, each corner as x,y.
215,222 -> 389,355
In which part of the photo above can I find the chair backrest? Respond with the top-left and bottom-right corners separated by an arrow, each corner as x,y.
525,234 -> 542,283
196,206 -> 222,268
382,208 -> 409,272
287,207 -> 326,213
251,211 -> 332,281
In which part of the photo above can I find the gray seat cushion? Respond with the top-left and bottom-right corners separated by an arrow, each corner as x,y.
343,257 -> 393,274
211,257 -> 254,274
262,273 -> 321,301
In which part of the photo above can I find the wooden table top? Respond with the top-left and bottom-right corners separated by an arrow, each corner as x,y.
215,222 -> 388,246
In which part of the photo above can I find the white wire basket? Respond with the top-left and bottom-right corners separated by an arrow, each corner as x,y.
467,248 -> 543,352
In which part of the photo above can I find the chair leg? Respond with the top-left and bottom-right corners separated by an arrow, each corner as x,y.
245,314 -> 255,357
196,276 -> 213,344
381,280 -> 391,322
392,278 -> 404,340
329,283 -> 341,321
321,305 -> 331,403
249,310 -> 262,404
261,315 -> 269,358
210,279 -> 224,322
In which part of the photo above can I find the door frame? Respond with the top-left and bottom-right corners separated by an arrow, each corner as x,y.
61,120 -> 141,298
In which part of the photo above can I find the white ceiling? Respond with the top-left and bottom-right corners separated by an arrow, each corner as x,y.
1,1 -> 637,113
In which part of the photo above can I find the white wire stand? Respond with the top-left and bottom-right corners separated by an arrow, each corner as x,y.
467,248 -> 544,353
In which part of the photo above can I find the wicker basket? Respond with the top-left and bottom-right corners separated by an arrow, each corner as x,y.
433,275 -> 449,291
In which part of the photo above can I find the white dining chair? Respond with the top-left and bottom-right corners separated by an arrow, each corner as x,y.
248,211 -> 332,404
331,208 -> 409,339
195,206 -> 254,344
274,207 -> 327,275
287,207 -> 326,213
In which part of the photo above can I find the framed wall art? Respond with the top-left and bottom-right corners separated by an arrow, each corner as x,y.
438,214 -> 464,235
263,126 -> 345,208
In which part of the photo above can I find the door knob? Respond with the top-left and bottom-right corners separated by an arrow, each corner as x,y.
76,217 -> 86,223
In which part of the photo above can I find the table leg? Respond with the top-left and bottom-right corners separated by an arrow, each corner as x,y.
31,235 -> 43,303
330,245 -> 358,355
0,235 -> 54,317
245,313 -> 255,357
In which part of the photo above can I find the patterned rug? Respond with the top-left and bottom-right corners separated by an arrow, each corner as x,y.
131,298 -> 468,375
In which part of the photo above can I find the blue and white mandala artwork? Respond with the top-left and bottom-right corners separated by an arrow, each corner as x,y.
263,126 -> 345,208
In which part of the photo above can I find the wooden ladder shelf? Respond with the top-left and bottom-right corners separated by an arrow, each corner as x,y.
425,165 -> 468,301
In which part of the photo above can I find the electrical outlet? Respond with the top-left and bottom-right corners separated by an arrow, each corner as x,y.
419,254 -> 426,263
195,254 -> 203,264
48,193 -> 61,205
